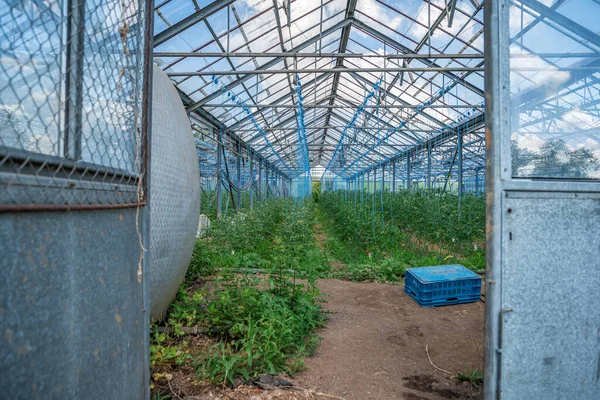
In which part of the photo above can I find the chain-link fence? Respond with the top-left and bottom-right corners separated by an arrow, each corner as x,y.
0,0 -> 149,210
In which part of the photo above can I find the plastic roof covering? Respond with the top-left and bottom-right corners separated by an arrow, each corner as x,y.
152,0 -> 600,179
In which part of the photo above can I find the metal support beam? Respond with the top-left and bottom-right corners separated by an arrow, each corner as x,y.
187,18 -> 353,112
190,107 -> 290,179
346,70 -> 447,136
458,125 -> 463,199
183,90 -> 290,180
207,103 -> 484,109
447,0 -> 458,28
320,0 -> 358,163
381,164 -> 385,195
228,72 -> 332,130
351,18 -> 485,97
154,51 -> 486,59
236,142 -> 241,211
392,161 -> 396,192
65,0 -> 85,161
518,0 -> 600,48
154,0 -> 236,46
265,167 -> 270,199
216,128 -> 223,218
406,151 -> 411,190
249,151 -> 254,209
168,66 -> 484,76
373,168 -> 377,194
258,161 -> 263,202
427,144 -> 432,190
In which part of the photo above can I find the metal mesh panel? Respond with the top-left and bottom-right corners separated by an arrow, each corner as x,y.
0,0 -> 147,210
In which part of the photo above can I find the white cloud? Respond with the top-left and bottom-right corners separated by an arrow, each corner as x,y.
356,0 -> 405,31
510,47 -> 571,92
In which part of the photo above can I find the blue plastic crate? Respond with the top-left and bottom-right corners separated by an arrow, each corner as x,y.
404,264 -> 482,307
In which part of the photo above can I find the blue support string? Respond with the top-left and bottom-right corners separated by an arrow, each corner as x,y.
338,79 -> 465,178
211,75 -> 295,177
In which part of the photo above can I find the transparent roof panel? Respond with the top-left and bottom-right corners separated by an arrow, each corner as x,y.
151,0 -> 498,176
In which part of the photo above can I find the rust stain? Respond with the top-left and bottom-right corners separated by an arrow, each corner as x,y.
115,312 -> 123,325
118,214 -> 125,221
99,278 -> 105,284
93,349 -> 100,360
6,328 -> 13,344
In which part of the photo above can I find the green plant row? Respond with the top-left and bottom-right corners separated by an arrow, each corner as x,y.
188,198 -> 328,280
319,189 -> 485,273
152,198 -> 328,388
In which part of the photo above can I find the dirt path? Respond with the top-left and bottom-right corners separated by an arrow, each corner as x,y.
313,214 -> 346,271
294,279 -> 485,400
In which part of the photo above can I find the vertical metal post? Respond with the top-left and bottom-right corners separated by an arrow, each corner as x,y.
427,144 -> 432,190
265,166 -> 270,199
216,129 -> 223,218
484,0 -> 504,395
65,0 -> 85,160
140,3 -> 154,395
353,177 -> 357,210
381,164 -> 385,195
406,151 -> 411,190
236,142 -> 241,211
249,152 -> 254,209
373,168 -> 377,193
392,161 -> 397,192
458,127 -> 463,199
360,173 -> 364,202
258,161 -> 263,202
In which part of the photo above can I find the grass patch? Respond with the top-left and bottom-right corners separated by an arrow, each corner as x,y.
456,369 -> 484,389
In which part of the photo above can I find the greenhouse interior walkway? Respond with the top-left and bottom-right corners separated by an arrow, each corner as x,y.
295,278 -> 484,400
2,0 -> 599,399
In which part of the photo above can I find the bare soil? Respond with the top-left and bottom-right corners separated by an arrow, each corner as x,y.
314,222 -> 346,271
293,279 -> 485,400
154,278 -> 484,400
313,223 -> 327,250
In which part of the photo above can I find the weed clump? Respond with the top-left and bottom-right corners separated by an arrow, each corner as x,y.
196,273 -> 325,385
151,198 -> 328,388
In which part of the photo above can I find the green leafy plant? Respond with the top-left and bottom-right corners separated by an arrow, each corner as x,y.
318,189 -> 486,278
457,369 -> 484,388
150,326 -> 190,366
152,392 -> 171,400
195,272 -> 325,385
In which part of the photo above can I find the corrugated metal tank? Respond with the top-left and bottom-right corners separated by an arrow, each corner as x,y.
149,65 -> 200,319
